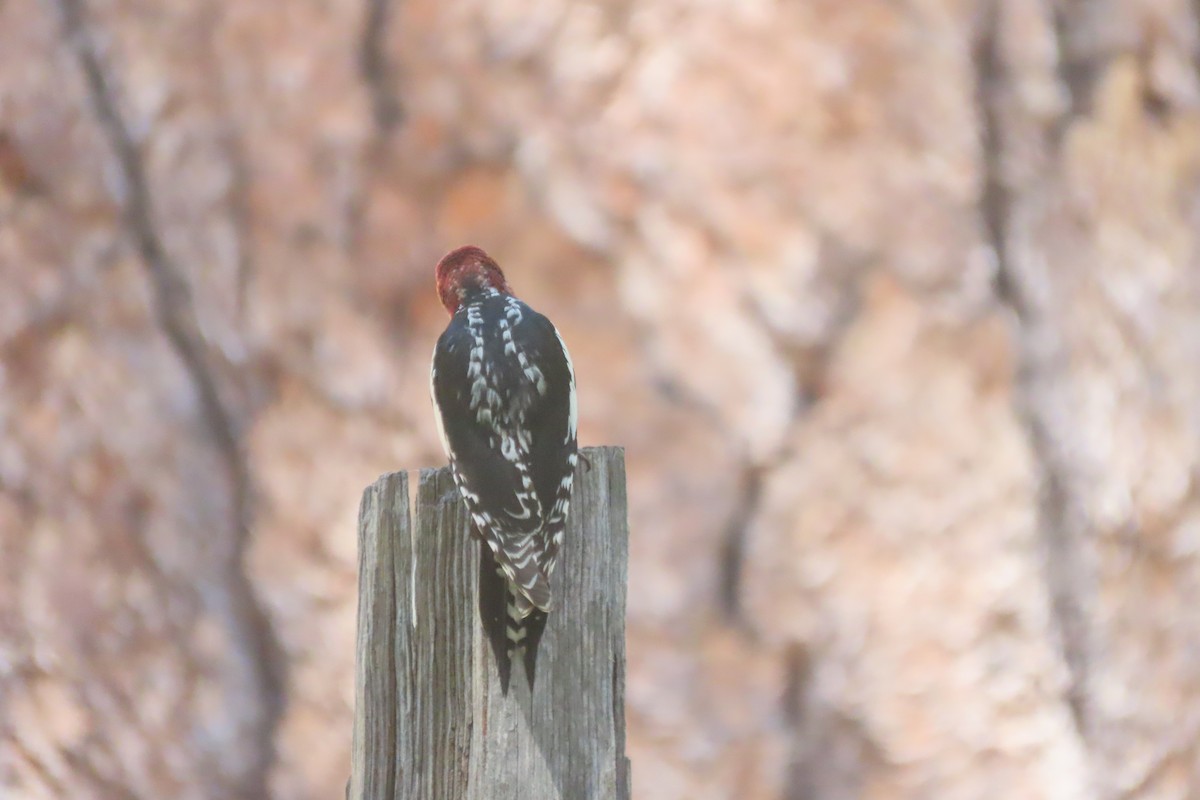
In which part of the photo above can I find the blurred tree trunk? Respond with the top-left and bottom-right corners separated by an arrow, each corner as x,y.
2,0 -> 1199,798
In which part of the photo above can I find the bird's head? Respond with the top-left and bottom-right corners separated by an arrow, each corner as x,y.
435,245 -> 512,314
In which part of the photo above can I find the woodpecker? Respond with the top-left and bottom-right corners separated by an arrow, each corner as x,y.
429,245 -> 578,692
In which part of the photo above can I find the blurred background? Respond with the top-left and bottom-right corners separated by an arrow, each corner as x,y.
3,0 -> 1200,798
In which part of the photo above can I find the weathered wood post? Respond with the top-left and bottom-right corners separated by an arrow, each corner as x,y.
349,446 -> 630,800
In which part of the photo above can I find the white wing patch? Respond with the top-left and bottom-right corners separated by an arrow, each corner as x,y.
555,325 -> 578,441
541,326 -> 577,574
430,347 -> 452,458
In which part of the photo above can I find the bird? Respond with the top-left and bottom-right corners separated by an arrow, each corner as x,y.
429,245 -> 578,692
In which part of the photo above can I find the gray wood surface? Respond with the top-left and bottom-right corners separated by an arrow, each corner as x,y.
349,471 -> 407,800
350,446 -> 630,800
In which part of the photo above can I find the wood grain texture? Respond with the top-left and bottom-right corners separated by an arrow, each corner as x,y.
350,471 -> 407,800
351,446 -> 630,800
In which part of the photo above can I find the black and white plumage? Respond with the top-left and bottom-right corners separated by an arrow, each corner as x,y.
430,245 -> 578,691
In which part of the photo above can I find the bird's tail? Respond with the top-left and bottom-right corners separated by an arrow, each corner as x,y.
507,583 -> 549,690
493,534 -> 553,615
478,545 -> 549,694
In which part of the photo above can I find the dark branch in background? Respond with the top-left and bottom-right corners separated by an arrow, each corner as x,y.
645,364 -> 760,624
974,0 -> 1094,740
717,462 -> 765,625
49,1 -> 284,797
1049,1 -> 1094,142
975,0 -> 1013,309
196,0 -> 258,324
0,131 -> 45,196
781,641 -> 883,800
62,740 -> 144,800
9,737 -> 70,798
781,643 -> 815,800
360,0 -> 404,135
220,124 -> 256,324
709,235 -> 866,626
1194,0 -> 1200,84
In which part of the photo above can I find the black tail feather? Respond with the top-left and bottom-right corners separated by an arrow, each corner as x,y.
477,540 -> 551,694
522,609 -> 549,687
477,544 -> 513,694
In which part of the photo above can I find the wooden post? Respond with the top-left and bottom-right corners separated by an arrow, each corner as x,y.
350,446 -> 630,800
